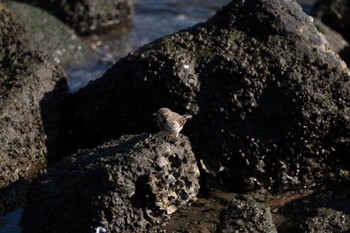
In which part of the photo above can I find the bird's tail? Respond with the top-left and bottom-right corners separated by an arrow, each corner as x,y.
184,114 -> 192,119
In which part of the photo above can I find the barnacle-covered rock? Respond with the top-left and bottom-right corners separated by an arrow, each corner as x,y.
300,207 -> 350,233
217,199 -> 277,233
22,133 -> 200,233
70,0 -> 350,192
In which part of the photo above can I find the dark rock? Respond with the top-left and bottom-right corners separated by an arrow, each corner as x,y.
0,181 -> 29,215
301,207 -> 350,233
312,18 -> 348,54
16,0 -> 135,35
340,46 -> 350,67
71,0 -> 350,192
217,199 -> 277,233
22,134 -> 200,233
4,1 -> 87,67
312,0 -> 350,42
0,4 -> 68,190
313,18 -> 350,66
275,185 -> 350,232
0,3 -> 30,59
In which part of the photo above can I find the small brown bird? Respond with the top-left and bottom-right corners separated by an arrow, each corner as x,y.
154,107 -> 192,137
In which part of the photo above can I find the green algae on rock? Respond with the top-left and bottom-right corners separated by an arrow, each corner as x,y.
15,0 -> 135,35
4,1 -> 87,67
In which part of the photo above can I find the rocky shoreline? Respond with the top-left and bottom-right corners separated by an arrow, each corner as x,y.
1,0 -> 350,232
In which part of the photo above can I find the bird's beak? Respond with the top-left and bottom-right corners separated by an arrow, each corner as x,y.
152,113 -> 156,116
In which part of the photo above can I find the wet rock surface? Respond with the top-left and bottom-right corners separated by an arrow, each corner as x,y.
0,3 -> 68,193
22,133 -> 200,233
17,0 -> 135,35
166,196 -> 225,233
312,0 -> 350,42
71,0 -> 350,192
275,185 -> 350,232
217,199 -> 277,233
163,186 -> 350,233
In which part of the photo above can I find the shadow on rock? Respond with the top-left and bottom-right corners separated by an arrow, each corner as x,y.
40,78 -> 70,164
0,4 -> 68,213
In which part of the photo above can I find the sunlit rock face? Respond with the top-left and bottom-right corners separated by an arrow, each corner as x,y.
312,18 -> 350,66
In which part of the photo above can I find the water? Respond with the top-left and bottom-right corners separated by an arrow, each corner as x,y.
0,1 -> 315,232
66,0 -> 232,92
0,209 -> 23,233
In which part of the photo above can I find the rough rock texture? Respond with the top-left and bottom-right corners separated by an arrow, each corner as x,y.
217,200 -> 277,233
0,4 -> 68,189
275,185 -> 350,232
16,0 -> 135,35
313,18 -> 350,66
313,0 -> 350,42
4,1 -> 87,67
0,3 -> 30,58
71,0 -> 350,192
22,134 -> 200,233
300,207 -> 350,233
